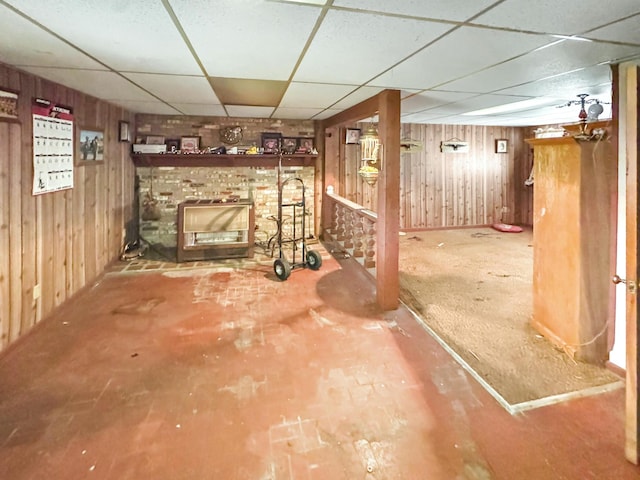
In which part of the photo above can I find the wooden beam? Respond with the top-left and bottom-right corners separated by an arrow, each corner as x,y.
320,95 -> 380,129
320,89 -> 402,311
625,64 -> 639,464
376,89 -> 400,310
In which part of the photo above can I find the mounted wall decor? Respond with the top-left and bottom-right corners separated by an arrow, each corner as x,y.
345,128 -> 361,144
495,139 -> 508,153
440,138 -> 469,153
118,121 -> 130,142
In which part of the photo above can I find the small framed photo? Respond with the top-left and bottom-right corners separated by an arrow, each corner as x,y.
297,137 -> 314,153
118,121 -> 130,142
146,135 -> 165,145
0,88 -> 18,119
495,139 -> 508,153
180,136 -> 200,153
78,128 -> 105,164
261,133 -> 282,154
281,137 -> 298,154
165,138 -> 180,153
345,128 -> 361,144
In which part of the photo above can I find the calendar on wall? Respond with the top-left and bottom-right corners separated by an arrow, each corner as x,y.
32,98 -> 74,195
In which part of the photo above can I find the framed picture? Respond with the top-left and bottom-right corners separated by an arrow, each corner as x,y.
78,128 -> 105,163
0,88 -> 18,119
297,137 -> 314,153
146,135 -> 165,145
118,121 -> 130,142
180,136 -> 200,153
261,133 -> 282,154
165,138 -> 180,153
345,128 -> 361,144
281,137 -> 298,154
495,139 -> 508,153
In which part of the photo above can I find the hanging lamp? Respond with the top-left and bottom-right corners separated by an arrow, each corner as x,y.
358,124 -> 380,186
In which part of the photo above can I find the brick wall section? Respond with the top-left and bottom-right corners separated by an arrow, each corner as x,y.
135,114 -> 317,151
134,115 -> 318,253
138,165 -> 315,249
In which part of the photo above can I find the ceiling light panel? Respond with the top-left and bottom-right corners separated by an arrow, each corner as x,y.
370,26 -> 550,90
19,67 -> 158,102
123,73 -> 221,104
0,4 -> 105,69
170,0 -> 321,80
441,40 -> 640,93
3,0 -> 202,75
334,0 -> 497,22
279,83 -> 359,108
473,0 -> 640,35
293,9 -> 452,84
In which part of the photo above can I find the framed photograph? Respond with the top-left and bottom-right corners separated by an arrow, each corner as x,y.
495,139 -> 508,153
146,135 -> 165,145
345,128 -> 361,145
281,137 -> 298,154
78,128 -> 105,163
261,133 -> 282,154
165,138 -> 180,153
180,136 -> 200,153
118,121 -> 130,142
297,137 -> 314,153
0,88 -> 18,119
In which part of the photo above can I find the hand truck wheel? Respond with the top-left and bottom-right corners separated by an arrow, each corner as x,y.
274,258 -> 292,281
306,250 -> 322,270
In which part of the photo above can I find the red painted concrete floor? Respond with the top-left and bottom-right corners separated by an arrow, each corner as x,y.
0,246 -> 638,479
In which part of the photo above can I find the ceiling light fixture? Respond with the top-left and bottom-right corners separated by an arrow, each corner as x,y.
551,34 -> 593,42
358,124 -> 381,186
463,97 -> 556,116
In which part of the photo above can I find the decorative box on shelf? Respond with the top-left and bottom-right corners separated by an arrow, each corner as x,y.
132,144 -> 167,154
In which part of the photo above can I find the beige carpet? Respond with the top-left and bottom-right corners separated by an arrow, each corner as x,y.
398,227 -> 622,407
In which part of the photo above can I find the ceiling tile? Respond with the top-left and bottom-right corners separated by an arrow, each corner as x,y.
210,78 -> 287,107
473,0 -> 640,35
331,86 -> 386,110
3,0 -> 202,75
497,65 -> 613,99
370,26 -> 551,90
225,105 -> 275,118
170,103 -> 227,116
293,9 -> 452,84
0,4 -> 105,69
272,107 -> 327,119
123,73 -> 220,104
19,67 -> 157,102
279,83 -> 358,108
401,91 -> 479,114
171,0 -> 321,80
108,100 -> 182,115
334,0 -> 497,22
588,15 -> 640,44
440,40 -> 640,93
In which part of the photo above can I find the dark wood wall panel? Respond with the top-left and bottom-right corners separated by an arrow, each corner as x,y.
0,64 -> 135,352
336,122 -> 533,230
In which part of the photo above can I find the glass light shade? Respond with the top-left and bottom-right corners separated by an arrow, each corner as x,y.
360,125 -> 380,163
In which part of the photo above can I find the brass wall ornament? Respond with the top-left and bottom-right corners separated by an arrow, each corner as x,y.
220,126 -> 243,144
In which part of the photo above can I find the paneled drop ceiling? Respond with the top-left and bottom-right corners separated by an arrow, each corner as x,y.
0,0 -> 639,126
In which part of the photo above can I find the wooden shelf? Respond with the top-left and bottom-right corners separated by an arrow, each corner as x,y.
131,153 -> 318,168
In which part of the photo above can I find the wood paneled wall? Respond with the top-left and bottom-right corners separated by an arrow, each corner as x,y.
0,64 -> 135,352
340,123 -> 534,230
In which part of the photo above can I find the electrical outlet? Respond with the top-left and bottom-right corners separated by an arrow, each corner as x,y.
33,284 -> 41,300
